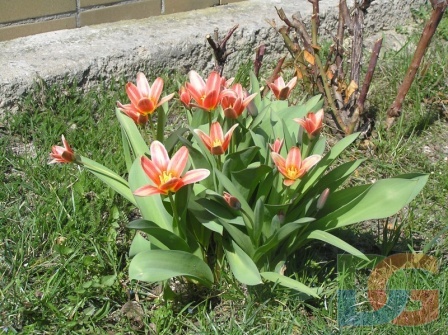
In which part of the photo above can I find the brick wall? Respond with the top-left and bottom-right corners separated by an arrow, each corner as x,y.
0,0 -> 244,41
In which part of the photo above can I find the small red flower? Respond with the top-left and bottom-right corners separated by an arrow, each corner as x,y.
178,86 -> 192,109
220,84 -> 257,119
269,138 -> 284,154
185,71 -> 222,112
294,109 -> 324,138
271,147 -> 321,186
124,72 -> 174,116
194,122 -> 238,155
133,141 -> 210,196
223,192 -> 241,210
117,101 -> 148,125
267,75 -> 298,100
49,135 -> 76,164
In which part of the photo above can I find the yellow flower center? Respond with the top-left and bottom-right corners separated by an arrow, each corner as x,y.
159,171 -> 173,184
286,166 -> 299,180
212,139 -> 223,148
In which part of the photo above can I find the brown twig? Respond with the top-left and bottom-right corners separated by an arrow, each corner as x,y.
308,0 -> 320,46
348,37 -> 383,134
254,44 -> 266,78
386,1 -> 447,128
206,24 -> 239,76
262,56 -> 286,97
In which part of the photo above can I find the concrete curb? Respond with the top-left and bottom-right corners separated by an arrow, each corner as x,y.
0,0 -> 425,114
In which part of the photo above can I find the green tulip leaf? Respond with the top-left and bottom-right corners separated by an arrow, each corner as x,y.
128,219 -> 190,252
129,250 -> 213,286
260,272 -> 319,298
313,174 -> 429,231
129,232 -> 153,257
79,155 -> 136,206
116,109 -> 149,158
306,230 -> 368,261
224,240 -> 262,285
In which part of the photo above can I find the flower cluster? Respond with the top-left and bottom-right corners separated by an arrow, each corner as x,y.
49,69 -> 427,297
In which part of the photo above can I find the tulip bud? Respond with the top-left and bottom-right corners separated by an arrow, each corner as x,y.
317,188 -> 330,211
223,192 -> 241,210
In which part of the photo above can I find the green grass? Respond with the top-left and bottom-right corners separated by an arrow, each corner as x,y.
1,13 -> 448,333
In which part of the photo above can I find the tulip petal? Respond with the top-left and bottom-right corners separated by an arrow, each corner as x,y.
188,71 -> 206,94
202,90 -> 219,111
157,93 -> 175,108
285,147 -> 302,169
210,122 -> 224,144
150,77 -> 164,102
136,72 -> 151,97
159,178 -> 182,193
167,146 -> 189,177
283,179 -> 296,186
271,152 -> 285,169
300,154 -> 322,172
194,129 -> 212,151
185,82 -> 204,104
150,141 -> 170,171
182,169 -> 210,185
141,156 -> 162,185
133,184 -> 164,196
137,98 -> 156,114
206,71 -> 222,93
126,83 -> 141,106
222,123 -> 239,152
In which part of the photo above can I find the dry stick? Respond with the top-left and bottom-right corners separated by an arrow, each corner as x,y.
206,24 -> 239,76
308,0 -> 320,46
254,44 -> 266,78
348,37 -> 383,134
262,56 -> 286,97
276,5 -> 348,133
386,1 -> 447,128
350,7 -> 363,84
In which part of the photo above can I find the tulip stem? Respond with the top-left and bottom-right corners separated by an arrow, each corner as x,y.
148,116 -> 157,141
168,193 -> 184,239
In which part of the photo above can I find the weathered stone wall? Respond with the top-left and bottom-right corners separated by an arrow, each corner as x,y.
0,0 -> 243,41
0,0 -> 426,115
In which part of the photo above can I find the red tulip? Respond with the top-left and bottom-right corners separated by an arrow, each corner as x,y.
294,109 -> 324,138
125,72 -> 174,116
271,147 -> 321,186
194,122 -> 238,155
267,75 -> 298,100
133,141 -> 210,196
269,138 -> 284,154
223,192 -> 241,210
220,84 -> 257,119
178,86 -> 192,109
117,101 -> 148,125
185,71 -> 222,112
49,135 -> 76,164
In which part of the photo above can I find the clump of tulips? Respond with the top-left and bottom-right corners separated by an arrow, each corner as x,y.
50,70 -> 428,297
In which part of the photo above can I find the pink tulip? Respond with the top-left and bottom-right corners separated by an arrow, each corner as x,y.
220,84 -> 257,119
269,138 -> 284,154
194,122 -> 238,155
267,75 -> 298,100
271,147 -> 321,186
133,141 -> 210,196
49,135 -> 76,164
223,192 -> 241,210
294,109 -> 324,138
178,86 -> 192,109
185,71 -> 222,112
124,72 -> 174,116
117,101 -> 148,125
